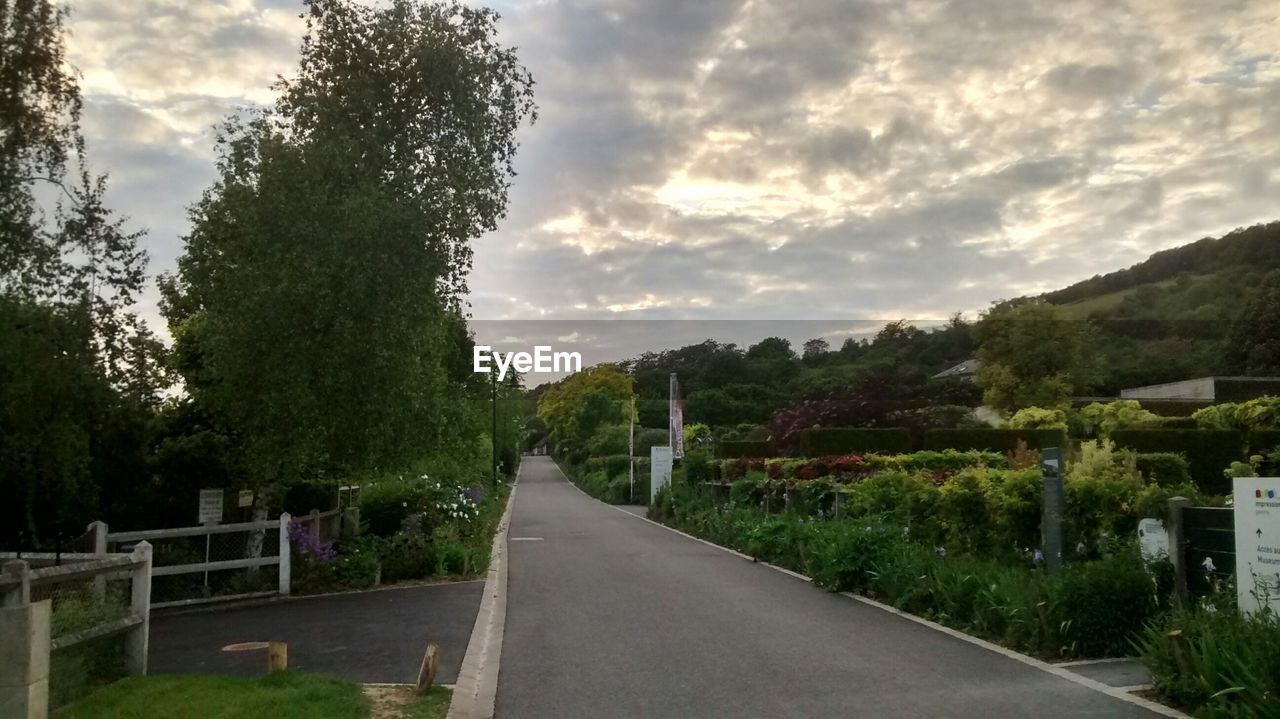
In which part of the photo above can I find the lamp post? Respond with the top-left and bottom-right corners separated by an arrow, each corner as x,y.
491,371 -> 498,490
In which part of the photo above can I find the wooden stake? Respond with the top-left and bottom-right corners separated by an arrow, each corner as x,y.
1167,630 -> 1191,676
267,642 -> 288,673
416,643 -> 440,695
1036,602 -> 1051,648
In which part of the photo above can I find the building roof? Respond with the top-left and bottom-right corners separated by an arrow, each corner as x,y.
932,359 -> 984,379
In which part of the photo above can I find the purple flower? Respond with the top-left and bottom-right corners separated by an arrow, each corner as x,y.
463,487 -> 483,503
288,520 -> 336,563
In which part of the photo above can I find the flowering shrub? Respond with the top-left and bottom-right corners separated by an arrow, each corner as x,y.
288,520 -> 336,562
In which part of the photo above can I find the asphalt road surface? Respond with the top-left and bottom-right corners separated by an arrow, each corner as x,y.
150,580 -> 482,683
496,456 -> 1165,718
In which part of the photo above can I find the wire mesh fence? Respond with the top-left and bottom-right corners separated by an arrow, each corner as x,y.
109,522 -> 283,606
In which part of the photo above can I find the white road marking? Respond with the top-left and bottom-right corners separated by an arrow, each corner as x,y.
510,537 -> 544,541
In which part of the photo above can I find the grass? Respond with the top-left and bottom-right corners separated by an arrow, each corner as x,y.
402,686 -> 452,719
58,672 -> 368,719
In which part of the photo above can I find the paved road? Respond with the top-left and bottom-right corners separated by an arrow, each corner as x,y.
151,581 -> 482,683
496,456 -> 1165,718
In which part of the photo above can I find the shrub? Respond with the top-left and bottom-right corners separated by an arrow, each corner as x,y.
925,428 -> 1066,453
1050,548 -> 1157,657
605,454 -> 630,480
1137,597 -> 1280,717
1110,429 -> 1244,494
375,534 -> 435,583
842,472 -> 940,539
636,428 -> 670,456
586,424 -> 629,457
865,449 -> 1006,474
1249,429 -> 1280,455
281,480 -> 338,515
1075,400 -> 1159,437
715,440 -> 774,458
359,479 -> 428,537
1007,406 -> 1069,430
795,428 -> 912,456
683,450 -> 713,484
1134,453 -> 1192,486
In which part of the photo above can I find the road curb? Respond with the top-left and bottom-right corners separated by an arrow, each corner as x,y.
447,463 -> 520,719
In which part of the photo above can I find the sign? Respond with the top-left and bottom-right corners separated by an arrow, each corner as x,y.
651,446 -> 673,504
669,373 -> 684,459
238,489 -> 255,508
198,489 -> 224,525
1138,518 -> 1168,562
1040,447 -> 1064,571
1234,478 -> 1280,616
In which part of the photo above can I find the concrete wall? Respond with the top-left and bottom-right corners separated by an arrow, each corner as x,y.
1120,377 -> 1216,400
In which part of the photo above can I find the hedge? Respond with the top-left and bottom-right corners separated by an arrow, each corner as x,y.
715,440 -> 774,459
924,428 -> 1067,453
1110,429 -> 1244,494
796,428 -> 912,456
1134,453 -> 1192,487
1250,429 -> 1280,454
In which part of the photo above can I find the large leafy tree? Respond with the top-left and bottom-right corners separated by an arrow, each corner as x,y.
1226,269 -> 1280,376
162,0 -> 535,486
974,300 -> 1097,412
1,0 -> 158,543
536,365 -> 634,451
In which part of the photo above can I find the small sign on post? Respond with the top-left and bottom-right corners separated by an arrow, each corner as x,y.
1040,447 -> 1064,572
198,489 -> 224,525
651,446 -> 673,504
237,490 -> 255,509
1233,477 -> 1280,616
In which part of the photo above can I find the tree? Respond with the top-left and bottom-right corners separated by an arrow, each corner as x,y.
802,338 -> 830,364
536,365 -> 634,451
1,0 -> 157,544
974,300 -> 1096,412
1226,270 -> 1280,375
161,0 -> 535,486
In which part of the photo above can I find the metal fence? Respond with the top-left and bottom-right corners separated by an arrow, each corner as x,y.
0,544 -> 152,716
1168,498 -> 1234,599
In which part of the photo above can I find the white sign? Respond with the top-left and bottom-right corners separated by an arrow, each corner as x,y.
237,489 -> 255,508
1233,478 -> 1280,616
1138,518 -> 1168,562
650,446 -> 673,504
198,489 -> 224,525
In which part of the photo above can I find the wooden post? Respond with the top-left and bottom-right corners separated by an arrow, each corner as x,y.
267,642 -> 288,673
126,541 -> 152,676
416,643 -> 440,695
1168,497 -> 1191,604
278,513 -> 291,597
88,521 -> 108,601
833,491 -> 843,520
1036,601 -> 1051,649
1167,629 -> 1192,676
309,510 -> 321,544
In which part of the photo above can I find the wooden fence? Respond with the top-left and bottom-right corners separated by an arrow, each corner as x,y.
0,543 -> 152,719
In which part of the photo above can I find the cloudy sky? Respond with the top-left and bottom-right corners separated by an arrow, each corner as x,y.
65,0 -> 1279,352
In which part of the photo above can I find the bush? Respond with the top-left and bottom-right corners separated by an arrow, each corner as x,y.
795,428 -> 912,456
683,450 -> 712,484
1134,453 -> 1192,486
374,534 -> 435,583
925,428 -> 1067,453
281,480 -> 337,515
1249,429 -> 1280,455
605,454 -> 630,480
1138,598 -> 1280,717
1110,429 -> 1244,494
1007,407 -> 1069,430
586,424 -> 629,457
865,449 -> 1006,474
636,428 -> 670,456
358,479 -> 427,537
715,440 -> 773,458
1050,548 -> 1158,657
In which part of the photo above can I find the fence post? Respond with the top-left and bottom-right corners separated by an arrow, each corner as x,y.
342,507 -> 360,538
308,509 -> 321,544
88,521 -> 108,601
125,541 -> 152,676
278,513 -> 291,597
833,490 -> 843,520
1,561 -> 50,719
1168,496 -> 1191,603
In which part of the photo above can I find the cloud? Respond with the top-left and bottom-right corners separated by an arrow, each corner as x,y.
61,0 -> 1280,358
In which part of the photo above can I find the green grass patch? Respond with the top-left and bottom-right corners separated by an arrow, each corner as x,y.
403,685 -> 452,719
58,672 -> 368,719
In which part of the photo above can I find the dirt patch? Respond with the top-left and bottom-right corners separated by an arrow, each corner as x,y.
363,684 -> 417,719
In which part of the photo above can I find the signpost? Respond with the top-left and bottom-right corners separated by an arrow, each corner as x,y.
1233,477 -> 1280,616
1138,518 -> 1169,562
651,446 -> 673,504
1040,447 -> 1064,572
198,489 -> 223,590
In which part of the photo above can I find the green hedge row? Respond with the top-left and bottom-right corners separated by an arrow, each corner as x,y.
796,427 -> 912,456
1250,429 -> 1280,454
1110,429 -> 1243,494
924,428 -> 1067,452
714,440 -> 774,458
